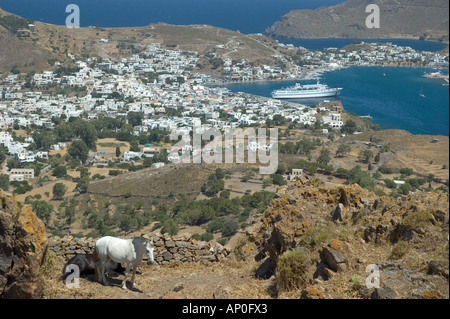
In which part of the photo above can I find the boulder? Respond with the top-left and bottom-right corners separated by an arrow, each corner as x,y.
331,203 -> 346,222
0,191 -> 48,299
300,285 -> 329,299
319,240 -> 349,272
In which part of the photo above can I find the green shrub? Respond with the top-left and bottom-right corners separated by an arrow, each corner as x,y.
390,241 -> 410,260
350,274 -> 363,289
403,210 -> 432,231
276,250 -> 310,291
161,219 -> 179,236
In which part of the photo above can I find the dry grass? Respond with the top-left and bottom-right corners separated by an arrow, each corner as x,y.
42,256 -> 274,299
14,179 -> 77,202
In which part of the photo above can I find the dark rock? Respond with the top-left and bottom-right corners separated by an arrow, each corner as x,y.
331,203 -> 346,222
320,247 -> 346,272
254,257 -> 275,279
371,285 -> 397,299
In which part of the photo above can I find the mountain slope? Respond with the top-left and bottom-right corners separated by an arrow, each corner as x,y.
266,0 -> 449,40
0,7 -> 282,74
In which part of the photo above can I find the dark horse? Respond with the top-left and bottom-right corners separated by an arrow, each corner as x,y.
62,253 -> 124,280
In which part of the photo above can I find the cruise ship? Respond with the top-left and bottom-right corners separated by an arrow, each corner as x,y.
271,82 -> 342,99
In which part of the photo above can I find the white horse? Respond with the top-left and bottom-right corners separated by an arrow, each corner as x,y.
95,236 -> 154,290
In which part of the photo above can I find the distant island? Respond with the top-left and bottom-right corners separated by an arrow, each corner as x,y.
266,0 -> 449,42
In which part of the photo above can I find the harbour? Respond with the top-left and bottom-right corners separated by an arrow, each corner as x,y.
225,66 -> 449,136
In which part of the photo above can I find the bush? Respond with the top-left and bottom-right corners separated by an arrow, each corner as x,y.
384,179 -> 397,189
350,274 -> 363,289
108,170 -> 122,176
390,241 -> 409,260
378,165 -> 395,174
271,173 -> 287,186
52,182 -> 67,199
403,210 -> 432,231
399,168 -> 414,176
221,218 -> 239,237
192,232 -> 214,242
276,250 -> 310,291
161,219 -> 179,236
398,183 -> 412,195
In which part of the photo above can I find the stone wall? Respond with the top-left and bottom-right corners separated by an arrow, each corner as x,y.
48,233 -> 232,265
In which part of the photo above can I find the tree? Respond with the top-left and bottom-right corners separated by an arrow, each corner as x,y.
384,179 -> 397,189
52,183 -> 67,199
68,140 -> 89,163
0,145 -> 7,163
76,176 -> 90,194
54,123 -> 75,142
348,166 -> 376,189
374,152 -> 381,163
52,165 -> 67,178
32,129 -> 55,150
32,200 -> 53,223
399,183 -> 412,195
271,173 -> 287,186
161,219 -> 179,236
336,144 -> 351,157
221,218 -> 239,237
115,146 -> 121,158
127,111 -> 144,127
399,168 -> 414,176
317,148 -> 331,166
296,138 -> 320,156
77,166 -> 90,178
0,174 -> 10,190
358,150 -> 374,164
80,122 -> 98,149
341,119 -> 358,135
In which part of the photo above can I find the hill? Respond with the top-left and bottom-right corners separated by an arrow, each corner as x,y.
0,7 -> 282,74
38,177 -> 449,299
266,0 -> 449,41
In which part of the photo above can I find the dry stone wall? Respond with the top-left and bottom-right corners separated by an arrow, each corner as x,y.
48,233 -> 232,264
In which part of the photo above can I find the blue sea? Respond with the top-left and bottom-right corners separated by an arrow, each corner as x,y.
226,67 -> 449,136
0,0 -> 343,33
1,0 -> 448,135
1,0 -> 447,52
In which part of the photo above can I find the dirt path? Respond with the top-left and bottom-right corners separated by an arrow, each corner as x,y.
44,258 -> 276,299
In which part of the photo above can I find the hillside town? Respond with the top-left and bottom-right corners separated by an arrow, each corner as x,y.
0,40 -> 448,179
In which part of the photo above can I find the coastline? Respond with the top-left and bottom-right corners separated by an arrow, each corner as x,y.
210,63 -> 448,86
217,66 -> 449,137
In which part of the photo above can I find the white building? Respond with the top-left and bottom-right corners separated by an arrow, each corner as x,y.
123,151 -> 142,161
9,168 -> 35,181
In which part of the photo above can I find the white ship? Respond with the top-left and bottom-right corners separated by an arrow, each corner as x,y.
271,82 -> 342,99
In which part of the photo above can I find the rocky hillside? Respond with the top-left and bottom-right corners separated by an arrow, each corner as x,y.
0,190 -> 48,298
266,0 -> 449,41
247,176 -> 449,298
1,177 -> 448,299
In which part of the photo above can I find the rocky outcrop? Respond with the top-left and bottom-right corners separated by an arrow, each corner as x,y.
0,190 -> 48,299
248,177 -> 449,299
